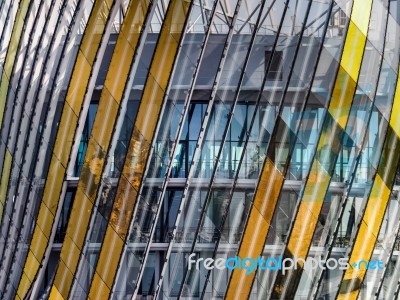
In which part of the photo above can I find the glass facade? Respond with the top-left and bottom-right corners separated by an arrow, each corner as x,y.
0,0 -> 400,299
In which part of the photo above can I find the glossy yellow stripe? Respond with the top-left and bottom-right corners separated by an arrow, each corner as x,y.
338,81 -> 400,300
48,0 -> 151,298
0,150 -> 12,217
390,71 -> 400,137
16,0 -> 114,298
338,175 -> 391,299
350,0 -> 372,36
88,1 -> 191,298
0,0 -> 30,126
226,157 -> 284,300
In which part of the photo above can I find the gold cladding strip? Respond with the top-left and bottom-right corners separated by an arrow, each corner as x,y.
16,0 -> 114,298
337,67 -> 400,300
88,0 -> 192,298
226,155 -> 285,300
0,150 -> 12,219
226,1 -> 372,299
48,0 -> 151,298
0,0 -> 31,126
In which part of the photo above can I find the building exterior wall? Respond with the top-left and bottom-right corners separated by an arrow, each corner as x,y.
0,0 -> 400,299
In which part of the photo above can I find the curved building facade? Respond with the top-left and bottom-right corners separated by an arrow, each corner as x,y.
0,0 -> 400,299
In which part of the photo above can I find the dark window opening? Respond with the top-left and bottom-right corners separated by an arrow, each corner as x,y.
265,50 -> 283,81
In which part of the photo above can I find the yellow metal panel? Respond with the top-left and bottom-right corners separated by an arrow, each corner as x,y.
61,192 -> 92,249
89,273 -> 111,300
350,0 -> 372,36
22,251 -> 39,282
328,66 -> 358,128
338,174 -> 390,300
80,0 -> 114,61
0,74 -> 9,128
93,229 -> 124,288
30,227 -> 47,262
252,158 -> 285,222
36,206 -> 54,239
287,202 -> 324,260
226,208 -> 269,300
42,158 -> 66,215
302,161 -> 331,200
17,274 -> 31,300
134,77 -> 164,141
0,150 -> 12,217
110,175 -> 138,237
226,158 -> 284,300
65,53 -> 92,115
52,106 -> 78,167
390,68 -> 400,137
339,22 -> 367,84
50,260 -> 73,299
90,91 -> 119,148
49,286 -> 64,300
60,235 -> 82,276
